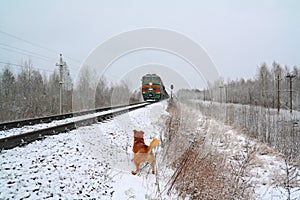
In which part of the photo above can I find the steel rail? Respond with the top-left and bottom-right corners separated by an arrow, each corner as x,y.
0,102 -> 144,131
0,102 -> 149,150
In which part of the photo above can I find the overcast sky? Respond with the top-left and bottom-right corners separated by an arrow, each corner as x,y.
0,0 -> 299,90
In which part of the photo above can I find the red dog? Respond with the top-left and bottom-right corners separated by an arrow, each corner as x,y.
131,130 -> 159,175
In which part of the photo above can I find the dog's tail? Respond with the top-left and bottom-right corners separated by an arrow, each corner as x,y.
147,138 -> 160,153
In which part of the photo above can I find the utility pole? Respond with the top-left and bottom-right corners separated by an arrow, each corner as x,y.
286,73 -> 296,113
170,84 -> 174,101
248,88 -> 252,105
219,86 -> 224,103
277,74 -> 281,113
56,54 -> 66,114
225,85 -> 228,103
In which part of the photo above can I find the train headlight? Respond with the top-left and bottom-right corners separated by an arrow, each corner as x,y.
149,82 -> 153,86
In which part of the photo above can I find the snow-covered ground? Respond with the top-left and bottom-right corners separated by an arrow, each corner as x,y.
1,100 -> 299,199
193,101 -> 300,199
0,101 -> 171,199
199,121 -> 300,199
0,103 -> 149,139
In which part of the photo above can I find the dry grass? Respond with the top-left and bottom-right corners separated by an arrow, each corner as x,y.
162,101 -> 254,199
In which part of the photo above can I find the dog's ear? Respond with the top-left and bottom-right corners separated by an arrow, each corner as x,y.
133,130 -> 138,137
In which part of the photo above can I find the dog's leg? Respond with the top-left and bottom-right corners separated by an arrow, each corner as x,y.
131,159 -> 140,175
150,155 -> 156,174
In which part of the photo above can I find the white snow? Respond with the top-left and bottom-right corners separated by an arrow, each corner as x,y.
0,101 -> 170,199
196,112 -> 300,200
1,100 -> 299,199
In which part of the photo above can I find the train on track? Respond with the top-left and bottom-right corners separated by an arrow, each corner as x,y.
141,74 -> 169,101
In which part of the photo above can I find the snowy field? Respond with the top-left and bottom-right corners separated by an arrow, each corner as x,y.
1,100 -> 299,199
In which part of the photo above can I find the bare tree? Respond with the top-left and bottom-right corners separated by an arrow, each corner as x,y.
95,76 -> 111,107
73,66 -> 97,110
110,80 -> 131,106
30,70 -> 45,117
0,66 -> 16,121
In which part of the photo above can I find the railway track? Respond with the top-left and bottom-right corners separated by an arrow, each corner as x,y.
0,103 -> 146,131
0,102 -> 150,150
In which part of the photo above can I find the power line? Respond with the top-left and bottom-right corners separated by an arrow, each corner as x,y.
0,29 -> 59,55
61,54 -> 81,66
0,45 -> 80,75
0,47 -> 78,78
0,61 -> 55,73
0,46 -> 54,63
0,61 -> 23,68
0,43 -> 57,61
0,29 -> 81,65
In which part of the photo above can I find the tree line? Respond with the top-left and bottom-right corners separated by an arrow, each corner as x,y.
0,60 -> 140,122
179,62 -> 300,111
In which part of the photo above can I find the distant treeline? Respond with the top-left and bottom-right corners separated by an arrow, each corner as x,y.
178,62 -> 300,111
0,60 -> 140,122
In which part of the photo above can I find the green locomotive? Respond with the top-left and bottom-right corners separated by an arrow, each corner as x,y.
141,74 -> 169,101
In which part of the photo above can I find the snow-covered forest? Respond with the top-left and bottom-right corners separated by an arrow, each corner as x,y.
0,60 -> 140,122
179,62 -> 300,111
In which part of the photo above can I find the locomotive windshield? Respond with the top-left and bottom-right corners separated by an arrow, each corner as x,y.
142,76 -> 161,84
142,77 -> 151,83
152,77 -> 161,83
